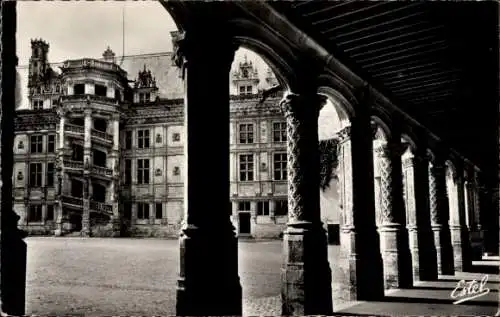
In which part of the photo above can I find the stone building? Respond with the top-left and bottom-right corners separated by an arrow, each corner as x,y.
13,39 -> 341,239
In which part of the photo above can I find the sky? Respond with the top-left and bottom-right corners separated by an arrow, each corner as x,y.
17,1 -> 262,67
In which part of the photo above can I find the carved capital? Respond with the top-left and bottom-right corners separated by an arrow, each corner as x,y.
111,113 -> 121,121
84,108 -> 92,117
374,142 -> 406,159
171,30 -> 237,80
336,126 -> 351,143
279,92 -> 326,122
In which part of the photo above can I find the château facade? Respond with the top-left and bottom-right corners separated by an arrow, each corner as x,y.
13,39 -> 341,239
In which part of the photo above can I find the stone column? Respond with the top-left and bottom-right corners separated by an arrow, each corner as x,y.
333,119 -> 384,302
54,108 -> 66,236
428,159 -> 454,275
1,2 -> 28,314
374,141 -> 412,289
109,113 -> 120,236
280,92 -> 332,315
171,27 -> 241,316
81,108 -> 92,236
402,151 -> 438,281
447,166 -> 471,272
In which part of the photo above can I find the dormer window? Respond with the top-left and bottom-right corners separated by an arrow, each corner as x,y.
239,86 -> 245,95
246,86 -> 253,95
33,100 -> 43,110
139,93 -> 144,103
145,93 -> 150,103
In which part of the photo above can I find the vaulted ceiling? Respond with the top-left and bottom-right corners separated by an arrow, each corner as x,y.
270,1 -> 498,172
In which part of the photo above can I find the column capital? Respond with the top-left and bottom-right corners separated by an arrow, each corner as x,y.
171,30 -> 238,80
374,141 -> 406,159
84,108 -> 92,116
336,126 -> 351,143
111,113 -> 120,121
280,92 -> 327,121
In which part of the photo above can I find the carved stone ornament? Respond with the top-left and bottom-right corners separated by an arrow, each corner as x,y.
171,31 -> 187,80
155,168 -> 162,176
17,171 -> 23,181
278,92 -> 324,221
335,126 -> 352,144
156,134 -> 162,143
18,141 -> 24,149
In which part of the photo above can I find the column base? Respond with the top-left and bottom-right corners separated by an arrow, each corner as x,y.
408,228 -> 438,282
332,226 -> 384,303
378,224 -> 413,289
176,224 -> 242,316
431,225 -> 454,275
281,222 -> 333,316
450,225 -> 472,272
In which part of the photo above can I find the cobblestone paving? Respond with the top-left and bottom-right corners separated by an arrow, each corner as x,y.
25,237 -> 497,316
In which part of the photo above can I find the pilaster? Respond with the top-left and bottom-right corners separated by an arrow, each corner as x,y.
447,166 -> 471,272
280,92 -> 332,315
428,159 -> 454,275
172,26 -> 242,316
402,152 -> 438,281
332,115 -> 384,302
374,141 -> 412,289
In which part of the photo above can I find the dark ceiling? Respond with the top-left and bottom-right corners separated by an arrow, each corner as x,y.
270,1 -> 498,173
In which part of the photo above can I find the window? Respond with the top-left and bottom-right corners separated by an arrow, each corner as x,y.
95,84 -> 107,97
273,122 -> 287,143
145,93 -> 151,103
275,200 -> 288,216
125,159 -> 132,185
33,100 -> 43,110
172,133 -> 181,142
28,205 -> 42,222
274,153 -> 287,181
29,163 -> 42,187
52,99 -> 59,106
257,201 -> 270,216
115,89 -> 121,101
74,84 -> 85,95
137,203 -> 150,220
239,154 -> 254,181
239,124 -> 254,144
246,86 -> 253,94
46,205 -> 54,221
139,93 -> 144,103
173,166 -> 180,176
30,135 -> 43,153
137,159 -> 150,184
155,203 -> 163,219
47,135 -> 55,153
238,201 -> 251,211
239,86 -> 245,95
125,131 -> 132,149
46,163 -> 54,187
137,129 -> 150,149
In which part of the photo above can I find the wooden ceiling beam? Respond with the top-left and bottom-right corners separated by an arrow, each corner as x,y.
357,40 -> 447,64
393,80 -> 459,95
342,26 -> 444,54
333,10 -> 426,41
373,62 -> 443,79
303,1 -> 356,18
322,2 -> 423,35
362,44 -> 448,69
312,2 -> 388,26
350,34 -> 439,59
385,73 -> 459,90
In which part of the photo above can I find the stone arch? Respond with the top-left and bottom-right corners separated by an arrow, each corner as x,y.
318,72 -> 357,120
228,17 -> 305,92
401,133 -> 418,159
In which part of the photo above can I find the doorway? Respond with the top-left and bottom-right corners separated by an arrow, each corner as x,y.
238,212 -> 251,235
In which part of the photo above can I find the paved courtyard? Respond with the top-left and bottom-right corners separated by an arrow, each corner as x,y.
26,237 -> 499,316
